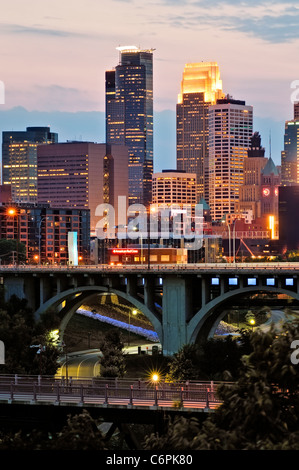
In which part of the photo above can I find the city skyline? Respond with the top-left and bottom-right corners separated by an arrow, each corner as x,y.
0,0 -> 298,170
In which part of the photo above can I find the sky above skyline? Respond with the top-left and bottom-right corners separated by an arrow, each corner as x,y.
1,0 -> 299,168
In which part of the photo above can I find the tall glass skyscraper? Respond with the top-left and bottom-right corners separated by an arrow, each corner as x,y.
176,62 -> 224,202
106,46 -> 154,207
281,104 -> 299,186
2,127 -> 58,203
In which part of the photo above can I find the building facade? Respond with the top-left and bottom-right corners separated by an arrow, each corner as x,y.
176,62 -> 224,201
106,46 -> 154,206
281,113 -> 299,186
37,142 -> 128,236
2,127 -> 58,203
0,203 -> 90,264
207,97 -> 253,220
279,185 -> 299,252
152,170 -> 197,208
236,132 -> 267,220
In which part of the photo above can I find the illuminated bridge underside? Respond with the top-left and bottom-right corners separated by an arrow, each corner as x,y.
2,264 -> 299,355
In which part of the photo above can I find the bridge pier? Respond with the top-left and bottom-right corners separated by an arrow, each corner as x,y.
162,276 -> 192,355
4,276 -> 25,302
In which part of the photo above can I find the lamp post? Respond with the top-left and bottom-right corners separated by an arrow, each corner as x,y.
38,215 -> 48,265
7,207 -> 19,265
128,309 -> 137,346
61,341 -> 69,384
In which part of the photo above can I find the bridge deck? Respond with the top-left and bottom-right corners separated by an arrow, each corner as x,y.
0,375 -> 222,411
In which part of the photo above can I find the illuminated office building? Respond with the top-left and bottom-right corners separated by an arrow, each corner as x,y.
176,62 -> 224,201
106,46 -> 154,206
281,105 -> 299,185
0,203 -> 90,264
208,97 -> 253,220
2,127 -> 58,203
236,132 -> 267,219
279,185 -> 299,251
152,170 -> 197,209
37,142 -> 128,236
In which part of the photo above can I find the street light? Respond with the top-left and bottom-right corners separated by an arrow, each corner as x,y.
7,207 -> 19,265
249,318 -> 256,331
128,308 -> 137,346
38,215 -> 48,265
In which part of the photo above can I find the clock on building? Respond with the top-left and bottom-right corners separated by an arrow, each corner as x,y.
262,187 -> 270,197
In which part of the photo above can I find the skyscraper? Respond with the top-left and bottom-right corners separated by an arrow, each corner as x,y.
152,170 -> 197,209
208,97 -> 253,220
37,142 -> 128,236
281,105 -> 299,185
236,132 -> 267,220
2,127 -> 58,203
106,46 -> 154,206
176,62 -> 224,201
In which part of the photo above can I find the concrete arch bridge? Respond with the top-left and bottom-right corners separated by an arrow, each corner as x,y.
1,263 -> 299,355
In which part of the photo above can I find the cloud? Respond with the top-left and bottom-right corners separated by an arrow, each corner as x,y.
229,11 -> 299,43
0,23 -> 87,38
147,0 -> 299,43
160,0 -> 299,43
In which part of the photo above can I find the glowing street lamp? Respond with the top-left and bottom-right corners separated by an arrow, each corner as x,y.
7,207 -> 19,264
151,373 -> 159,383
7,208 -> 16,216
128,308 -> 138,346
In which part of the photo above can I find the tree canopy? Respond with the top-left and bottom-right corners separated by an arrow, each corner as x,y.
98,329 -> 126,378
144,316 -> 299,450
0,295 -> 60,375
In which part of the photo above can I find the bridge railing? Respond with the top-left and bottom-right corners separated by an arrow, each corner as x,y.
1,262 -> 299,272
0,376 -> 223,409
0,374 -> 224,390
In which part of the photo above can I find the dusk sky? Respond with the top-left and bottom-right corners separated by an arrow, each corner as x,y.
1,0 -> 299,169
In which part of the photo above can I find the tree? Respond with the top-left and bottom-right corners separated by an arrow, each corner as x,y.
197,330 -> 252,380
0,239 -> 26,264
144,317 -> 299,450
0,410 -> 106,450
0,295 -> 60,375
165,344 -> 201,382
166,330 -> 253,382
99,330 -> 126,378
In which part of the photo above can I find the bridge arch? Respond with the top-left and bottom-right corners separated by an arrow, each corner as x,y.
35,285 -> 162,345
187,285 -> 299,344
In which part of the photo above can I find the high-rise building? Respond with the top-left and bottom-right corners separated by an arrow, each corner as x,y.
279,185 -> 299,252
2,127 -> 58,203
37,142 -> 128,236
106,46 -> 154,206
152,170 -> 197,209
176,62 -> 224,201
208,97 -> 253,220
260,157 -> 280,220
0,202 -> 90,264
236,132 -> 267,219
281,105 -> 299,185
